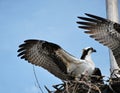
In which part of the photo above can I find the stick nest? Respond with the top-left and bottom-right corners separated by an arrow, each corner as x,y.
45,76 -> 120,93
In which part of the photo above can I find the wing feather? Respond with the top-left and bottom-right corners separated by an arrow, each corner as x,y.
17,39 -> 77,80
77,13 -> 120,68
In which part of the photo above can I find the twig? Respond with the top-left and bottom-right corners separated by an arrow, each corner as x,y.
33,65 -> 44,93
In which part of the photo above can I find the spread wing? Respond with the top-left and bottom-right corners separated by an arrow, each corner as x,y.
77,13 -> 120,68
17,39 -> 77,80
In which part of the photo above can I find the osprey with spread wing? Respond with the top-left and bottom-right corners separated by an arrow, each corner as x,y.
17,40 -> 96,80
77,13 -> 120,68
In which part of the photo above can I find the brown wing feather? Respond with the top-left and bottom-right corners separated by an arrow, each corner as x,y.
77,13 -> 120,68
18,39 -> 72,80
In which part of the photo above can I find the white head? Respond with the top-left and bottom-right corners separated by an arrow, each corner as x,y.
80,47 -> 96,60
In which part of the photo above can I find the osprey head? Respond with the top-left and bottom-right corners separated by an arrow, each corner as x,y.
81,47 -> 96,59
84,47 -> 96,53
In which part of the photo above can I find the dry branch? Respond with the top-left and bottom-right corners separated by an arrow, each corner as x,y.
45,76 -> 120,93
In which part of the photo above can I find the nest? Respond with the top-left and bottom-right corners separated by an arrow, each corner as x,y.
45,76 -> 120,93
109,78 -> 120,93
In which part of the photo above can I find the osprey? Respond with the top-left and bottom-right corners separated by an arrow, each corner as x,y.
77,13 -> 120,68
17,39 -> 96,80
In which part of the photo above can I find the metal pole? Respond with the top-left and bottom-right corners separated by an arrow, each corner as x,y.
106,0 -> 120,78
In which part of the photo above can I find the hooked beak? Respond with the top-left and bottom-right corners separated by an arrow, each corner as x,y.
92,49 -> 96,52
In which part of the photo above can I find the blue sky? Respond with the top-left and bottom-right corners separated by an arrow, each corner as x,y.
0,0 -> 119,93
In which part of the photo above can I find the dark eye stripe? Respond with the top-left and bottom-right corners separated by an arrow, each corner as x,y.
81,49 -> 89,59
80,47 -> 93,59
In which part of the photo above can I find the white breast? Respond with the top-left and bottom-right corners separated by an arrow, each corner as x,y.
68,59 -> 95,78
